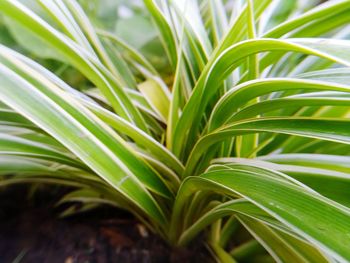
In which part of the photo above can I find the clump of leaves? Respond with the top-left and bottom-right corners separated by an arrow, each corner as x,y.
1,0 -> 350,261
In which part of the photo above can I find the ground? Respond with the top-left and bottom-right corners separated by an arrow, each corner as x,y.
0,185 -> 212,263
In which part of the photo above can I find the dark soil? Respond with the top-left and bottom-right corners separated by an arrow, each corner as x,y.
0,185 -> 212,263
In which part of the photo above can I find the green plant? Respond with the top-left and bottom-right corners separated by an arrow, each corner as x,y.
1,0 -> 350,261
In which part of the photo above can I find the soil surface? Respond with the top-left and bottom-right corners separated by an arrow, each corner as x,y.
0,185 -> 212,263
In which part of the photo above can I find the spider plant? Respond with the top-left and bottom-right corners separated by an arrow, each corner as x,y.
1,0 -> 350,261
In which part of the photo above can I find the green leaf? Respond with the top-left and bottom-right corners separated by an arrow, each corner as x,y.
0,0 -> 150,132
209,78 -> 350,131
0,133 -> 85,170
264,0 -> 350,38
174,38 -> 350,159
144,0 -> 177,68
138,78 -> 170,122
237,215 -> 330,263
3,16 -> 64,60
172,165 -> 350,261
0,56 -> 169,227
